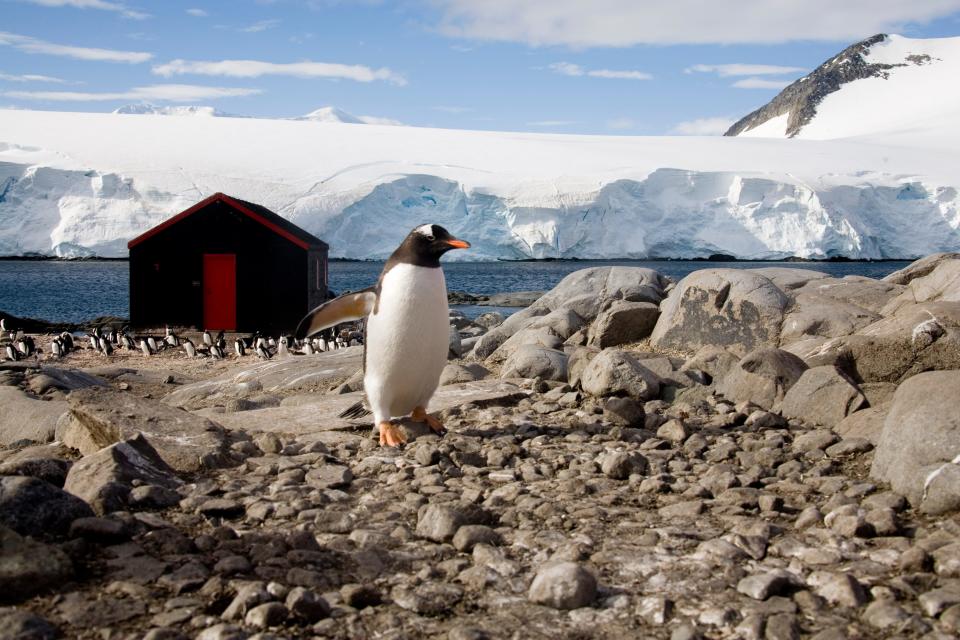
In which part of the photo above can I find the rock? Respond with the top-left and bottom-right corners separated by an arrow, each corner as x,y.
60,388 -> 230,472
449,324 -> 463,358
567,346 -> 600,388
63,435 -> 181,515
221,583 -> 270,621
69,517 -> 130,543
392,582 -> 464,615
0,387 -> 68,447
680,346 -> 739,383
244,602 -> 287,628
587,301 -> 660,348
340,584 -> 381,609
651,269 -> 790,356
933,542 -> 960,577
881,254 -> 960,314
808,571 -> 867,607
416,504 -> 468,542
834,407 -> 888,444
452,525 -> 501,552
285,587 -> 329,622
0,450 -> 72,488
780,365 -> 867,427
474,312 -> 505,328
862,600 -> 910,629
0,476 -> 94,537
602,396 -> 645,427
884,252 -> 960,285
747,267 -> 829,291
304,465 -> 353,490
599,451 -> 648,479
0,607 -> 59,640
500,345 -> 568,382
165,347 -> 363,409
196,624 -> 248,640
717,348 -> 808,410
656,419 -> 689,444
0,525 -> 74,601
918,587 -> 960,617
580,350 -> 661,401
527,562 -> 597,610
871,371 -> 960,513
736,570 -> 804,600
440,363 -> 490,385
780,293 -> 880,344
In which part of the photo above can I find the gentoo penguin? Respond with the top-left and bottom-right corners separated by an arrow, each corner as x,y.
147,336 -> 159,353
296,224 -> 470,446
140,338 -> 153,356
184,338 -> 197,358
234,338 -> 246,357
202,330 -> 213,347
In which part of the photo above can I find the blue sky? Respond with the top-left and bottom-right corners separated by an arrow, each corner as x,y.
2,0 -> 960,135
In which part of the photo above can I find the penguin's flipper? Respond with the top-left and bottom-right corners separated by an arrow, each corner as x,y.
295,288 -> 377,339
339,401 -> 372,419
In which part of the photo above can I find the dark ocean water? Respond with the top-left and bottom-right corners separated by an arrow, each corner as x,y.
0,259 -> 912,324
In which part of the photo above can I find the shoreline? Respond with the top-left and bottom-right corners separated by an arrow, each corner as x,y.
0,255 -> 920,264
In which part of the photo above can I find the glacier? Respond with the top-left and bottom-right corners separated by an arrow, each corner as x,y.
0,108 -> 958,260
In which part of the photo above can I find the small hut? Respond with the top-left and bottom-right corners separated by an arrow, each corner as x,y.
128,193 -> 328,333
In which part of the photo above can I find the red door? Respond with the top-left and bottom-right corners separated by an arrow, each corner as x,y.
203,254 -> 237,330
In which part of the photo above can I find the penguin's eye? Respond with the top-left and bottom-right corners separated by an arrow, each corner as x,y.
425,234 -> 435,241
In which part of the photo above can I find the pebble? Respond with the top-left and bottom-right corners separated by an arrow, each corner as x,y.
527,562 -> 597,610
736,570 -> 804,601
244,602 -> 287,628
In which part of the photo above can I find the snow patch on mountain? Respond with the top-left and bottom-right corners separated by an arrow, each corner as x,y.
112,104 -> 239,118
295,106 -> 403,126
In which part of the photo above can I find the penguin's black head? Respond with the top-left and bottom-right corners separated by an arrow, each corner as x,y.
397,224 -> 470,266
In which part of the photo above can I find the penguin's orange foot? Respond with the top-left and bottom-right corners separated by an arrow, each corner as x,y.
411,406 -> 447,436
379,421 -> 407,447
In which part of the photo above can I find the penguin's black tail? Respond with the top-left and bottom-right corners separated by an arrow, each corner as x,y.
339,402 -> 371,419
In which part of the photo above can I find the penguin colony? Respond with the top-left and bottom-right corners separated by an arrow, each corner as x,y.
296,223 -> 470,446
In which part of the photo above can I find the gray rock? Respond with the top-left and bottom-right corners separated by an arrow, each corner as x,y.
918,587 -> 960,617
884,252 -> 960,285
781,365 -> 868,428
244,602 -> 286,628
0,452 -> 71,488
416,504 -> 474,542
0,607 -> 59,640
808,571 -> 867,607
500,345 -> 568,382
221,583 -> 270,621
862,600 -> 910,629
599,451 -> 648,479
0,476 -> 94,537
933,542 -> 960,577
580,350 -> 661,401
59,388 -> 230,472
882,255 -> 960,314
871,370 -> 960,513
747,267 -> 829,291
680,345 -> 739,384
68,517 -> 130,543
602,396 -> 645,427
736,570 -> 804,600
63,435 -> 181,515
717,348 -> 808,410
527,562 -> 597,610
196,624 -> 248,640
0,387 -> 68,447
834,406 -> 888,444
587,301 -> 660,348
392,582 -> 464,615
304,465 -> 353,490
780,292 -> 880,344
449,323 -> 463,358
285,587 -> 329,622
440,363 -> 490,385
651,269 -> 790,356
452,525 -> 501,552
474,312 -> 505,328
0,525 -> 74,601
567,346 -> 600,388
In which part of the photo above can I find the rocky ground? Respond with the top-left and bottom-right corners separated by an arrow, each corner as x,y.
3,255 -> 960,640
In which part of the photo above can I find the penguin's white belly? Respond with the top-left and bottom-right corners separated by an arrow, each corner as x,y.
365,264 -> 449,419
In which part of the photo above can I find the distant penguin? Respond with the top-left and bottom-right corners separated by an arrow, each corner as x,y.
140,338 -> 153,356
302,341 -> 314,355
210,344 -> 225,359
50,338 -> 63,359
202,330 -> 213,347
256,342 -> 271,360
4,344 -> 19,361
234,339 -> 246,357
0,318 -> 6,331
89,334 -> 99,350
296,224 -> 470,446
121,333 -> 135,350
184,338 -> 197,358
278,336 -> 289,356
99,336 -> 113,356
146,336 -> 158,353
215,330 -> 226,350
164,327 -> 180,348
60,332 -> 74,352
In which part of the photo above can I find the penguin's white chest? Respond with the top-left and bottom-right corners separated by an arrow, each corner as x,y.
364,263 -> 449,418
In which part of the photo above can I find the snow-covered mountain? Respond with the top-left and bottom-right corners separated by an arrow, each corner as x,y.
113,104 -> 236,118
0,37 -> 958,261
728,34 -> 960,139
294,106 -> 403,126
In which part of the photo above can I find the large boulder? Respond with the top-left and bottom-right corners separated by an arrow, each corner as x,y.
580,350 -> 661,401
747,267 -> 829,291
805,302 -> 960,383
651,269 -> 790,357
587,301 -> 660,348
780,366 -> 868,428
59,388 -> 231,472
500,346 -> 568,382
883,253 -> 960,285
680,346 -> 739,384
871,371 -> 960,514
63,435 -> 182,515
717,348 -> 808,410
486,326 -> 564,365
792,276 -> 904,314
473,267 -> 669,360
780,293 -> 880,345
0,443 -> 74,487
0,387 -> 68,447
0,476 -> 94,537
881,256 -> 960,315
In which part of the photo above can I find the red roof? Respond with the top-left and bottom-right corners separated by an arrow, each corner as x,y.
127,192 -> 327,250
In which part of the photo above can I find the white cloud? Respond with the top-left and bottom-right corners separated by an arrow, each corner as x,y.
0,31 -> 152,63
685,63 -> 806,77
670,117 -> 736,135
152,59 -> 406,85
186,8 -> 208,17
549,62 -> 651,80
433,0 -> 960,46
241,19 -> 281,33
0,71 -> 69,83
607,117 -> 637,130
23,0 -> 149,20
4,84 -> 261,102
527,120 -> 575,126
732,77 -> 792,89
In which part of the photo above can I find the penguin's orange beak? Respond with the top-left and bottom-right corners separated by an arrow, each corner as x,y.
445,238 -> 471,249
